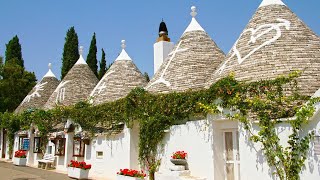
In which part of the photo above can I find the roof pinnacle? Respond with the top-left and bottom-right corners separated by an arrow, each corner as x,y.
79,46 -> 84,55
121,40 -> 126,49
183,5 -> 204,34
75,46 -> 87,65
190,6 -> 197,18
43,62 -> 56,78
116,40 -> 132,61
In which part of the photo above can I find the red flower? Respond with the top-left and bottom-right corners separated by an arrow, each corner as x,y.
171,151 -> 187,159
117,168 -> 146,178
14,150 -> 27,158
68,160 -> 92,170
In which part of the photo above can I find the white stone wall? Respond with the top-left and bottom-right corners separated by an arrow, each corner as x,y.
157,119 -> 214,180
239,117 -> 320,180
85,126 -> 140,180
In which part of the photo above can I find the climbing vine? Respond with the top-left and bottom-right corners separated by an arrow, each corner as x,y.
0,71 -> 318,180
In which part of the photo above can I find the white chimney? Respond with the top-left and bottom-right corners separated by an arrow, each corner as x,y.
153,20 -> 174,74
154,41 -> 174,74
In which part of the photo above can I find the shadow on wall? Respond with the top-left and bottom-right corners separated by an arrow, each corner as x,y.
304,117 -> 320,176
243,119 -> 320,179
159,117 -> 214,178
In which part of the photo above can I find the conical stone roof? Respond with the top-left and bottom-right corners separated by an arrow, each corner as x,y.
90,40 -> 147,105
146,6 -> 225,93
207,0 -> 320,96
15,63 -> 60,113
44,47 -> 99,109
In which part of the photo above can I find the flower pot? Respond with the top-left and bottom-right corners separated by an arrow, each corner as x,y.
116,175 -> 145,180
170,159 -> 187,166
68,167 -> 90,179
13,157 -> 27,166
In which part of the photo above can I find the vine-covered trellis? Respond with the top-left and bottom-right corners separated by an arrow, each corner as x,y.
0,71 -> 318,180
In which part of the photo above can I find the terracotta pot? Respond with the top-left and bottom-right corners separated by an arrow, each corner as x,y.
170,159 -> 187,165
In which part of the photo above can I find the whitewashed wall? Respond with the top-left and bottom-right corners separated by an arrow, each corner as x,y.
157,118 -> 214,180
85,125 -> 140,180
239,116 -> 320,180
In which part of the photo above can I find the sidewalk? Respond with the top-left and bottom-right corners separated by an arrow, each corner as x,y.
0,160 -> 70,180
0,159 -> 112,180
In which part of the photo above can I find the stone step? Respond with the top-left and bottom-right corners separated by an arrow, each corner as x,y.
155,171 -> 206,180
180,176 -> 207,180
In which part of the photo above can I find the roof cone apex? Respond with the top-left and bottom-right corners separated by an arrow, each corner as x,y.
259,0 -> 286,7
43,63 -> 56,78
184,17 -> 205,34
115,40 -> 132,61
184,6 -> 204,34
75,46 -> 87,65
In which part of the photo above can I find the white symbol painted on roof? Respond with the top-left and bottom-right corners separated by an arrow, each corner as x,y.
55,80 -> 70,103
217,18 -> 291,74
147,40 -> 189,89
89,70 -> 115,98
21,82 -> 48,104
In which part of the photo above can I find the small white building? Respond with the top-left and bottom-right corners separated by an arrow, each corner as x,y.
10,63 -> 60,166
86,40 -> 147,179
42,46 -> 99,172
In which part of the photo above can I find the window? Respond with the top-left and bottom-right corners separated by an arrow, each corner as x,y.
96,151 -> 103,159
224,130 -> 240,180
314,136 -> 320,156
73,137 -> 85,157
48,146 -> 53,154
54,138 -> 66,156
33,137 -> 41,153
18,136 -> 29,150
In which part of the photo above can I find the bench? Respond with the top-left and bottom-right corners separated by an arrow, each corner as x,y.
38,154 -> 55,170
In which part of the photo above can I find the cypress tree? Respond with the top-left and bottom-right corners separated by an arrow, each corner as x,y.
0,56 -> 3,79
61,27 -> 79,79
98,48 -> 107,80
5,35 -> 24,67
86,33 -> 98,77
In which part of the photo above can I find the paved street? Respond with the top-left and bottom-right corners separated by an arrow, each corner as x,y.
0,161 -> 70,180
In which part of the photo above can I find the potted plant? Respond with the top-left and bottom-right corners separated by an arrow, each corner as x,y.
117,169 -> 146,180
68,160 -> 91,179
13,150 -> 27,166
170,151 -> 187,165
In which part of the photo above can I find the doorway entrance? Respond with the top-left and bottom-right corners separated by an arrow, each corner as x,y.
223,130 -> 240,180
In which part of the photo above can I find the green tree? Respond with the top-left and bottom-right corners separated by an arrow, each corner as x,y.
98,48 -> 107,79
5,35 -> 23,67
0,56 -> 3,79
0,58 -> 36,112
86,33 -> 98,77
61,27 -> 79,79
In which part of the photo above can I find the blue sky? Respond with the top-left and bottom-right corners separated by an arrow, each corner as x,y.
0,0 -> 319,80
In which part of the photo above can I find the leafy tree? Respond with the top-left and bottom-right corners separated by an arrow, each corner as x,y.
0,58 -> 36,112
87,33 -> 98,77
98,48 -> 107,79
144,72 -> 150,82
5,35 -> 23,67
61,27 -> 79,79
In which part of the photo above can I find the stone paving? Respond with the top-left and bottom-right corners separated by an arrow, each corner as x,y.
0,160 -> 70,180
